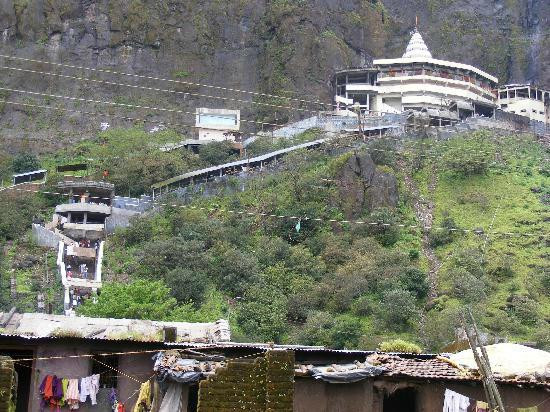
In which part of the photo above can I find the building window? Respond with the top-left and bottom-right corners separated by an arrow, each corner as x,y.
501,104 -> 508,108
91,354 -> 119,388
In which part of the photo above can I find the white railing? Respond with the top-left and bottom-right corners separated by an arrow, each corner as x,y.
95,241 -> 104,283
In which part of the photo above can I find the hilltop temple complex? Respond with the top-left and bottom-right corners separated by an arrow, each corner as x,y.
333,29 -> 550,127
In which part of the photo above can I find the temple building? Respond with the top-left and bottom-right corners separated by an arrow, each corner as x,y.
333,30 -> 499,125
333,29 -> 549,128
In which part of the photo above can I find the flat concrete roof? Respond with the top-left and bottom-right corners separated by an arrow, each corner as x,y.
373,57 -> 498,84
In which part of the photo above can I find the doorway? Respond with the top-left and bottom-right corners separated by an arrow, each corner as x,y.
383,387 -> 417,412
0,349 -> 34,412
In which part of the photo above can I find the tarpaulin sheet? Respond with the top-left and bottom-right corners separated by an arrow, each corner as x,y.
153,352 -> 206,384
311,363 -> 386,383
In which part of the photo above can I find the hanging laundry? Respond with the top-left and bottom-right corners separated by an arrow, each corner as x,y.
59,378 -> 69,407
474,401 -> 488,412
65,378 -> 80,410
159,383 -> 185,412
443,389 -> 470,412
80,374 -> 100,405
39,375 -> 64,411
117,404 -> 126,412
133,380 -> 152,412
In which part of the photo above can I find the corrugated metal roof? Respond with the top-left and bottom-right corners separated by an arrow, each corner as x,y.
152,138 -> 327,189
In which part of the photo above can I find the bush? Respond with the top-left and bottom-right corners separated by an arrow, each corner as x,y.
398,268 -> 429,299
429,212 -> 460,247
506,294 -> 539,326
12,152 -> 40,173
448,268 -> 486,304
164,267 -> 209,306
378,339 -> 422,354
367,139 -> 397,167
376,289 -> 418,330
442,132 -> 495,175
198,141 -> 238,165
77,280 -> 181,320
292,312 -> 363,349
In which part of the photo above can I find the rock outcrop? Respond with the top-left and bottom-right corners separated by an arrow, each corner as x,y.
0,0 -> 548,153
337,152 -> 398,219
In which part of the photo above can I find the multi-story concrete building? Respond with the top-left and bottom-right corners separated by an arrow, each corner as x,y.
497,84 -> 550,124
333,29 -> 550,130
195,107 -> 241,141
333,30 -> 499,125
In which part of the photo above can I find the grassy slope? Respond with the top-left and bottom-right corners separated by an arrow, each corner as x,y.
409,134 -> 549,341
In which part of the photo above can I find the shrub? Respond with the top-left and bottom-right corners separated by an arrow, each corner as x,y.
164,267 -> 209,306
448,268 -> 486,303
442,132 -> 495,175
376,289 -> 418,330
429,211 -> 460,247
398,268 -> 429,299
198,141 -> 238,165
12,152 -> 40,173
378,339 -> 422,354
506,294 -> 539,326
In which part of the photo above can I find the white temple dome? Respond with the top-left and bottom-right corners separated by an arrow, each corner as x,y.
402,30 -> 432,59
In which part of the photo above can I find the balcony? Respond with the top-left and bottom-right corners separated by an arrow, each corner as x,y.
55,203 -> 111,215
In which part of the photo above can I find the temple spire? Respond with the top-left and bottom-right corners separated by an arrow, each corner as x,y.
402,29 -> 432,59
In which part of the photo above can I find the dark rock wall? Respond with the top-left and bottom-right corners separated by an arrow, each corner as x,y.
0,0 -> 548,153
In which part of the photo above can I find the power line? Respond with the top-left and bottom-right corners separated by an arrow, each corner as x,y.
4,186 -> 547,238
0,53 -> 330,108
1,98 -> 545,165
0,64 -> 324,116
0,86 -> 291,129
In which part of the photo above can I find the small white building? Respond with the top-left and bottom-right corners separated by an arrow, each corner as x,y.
497,84 -> 550,124
195,107 -> 241,141
333,29 -> 499,125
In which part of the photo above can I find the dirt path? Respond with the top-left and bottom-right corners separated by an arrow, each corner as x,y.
399,160 -> 441,302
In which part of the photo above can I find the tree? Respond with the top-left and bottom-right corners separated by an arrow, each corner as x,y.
136,238 -> 209,278
77,280 -> 182,320
208,245 -> 259,296
12,152 -> 40,173
164,267 -> 209,306
198,141 -> 237,165
236,284 -> 288,342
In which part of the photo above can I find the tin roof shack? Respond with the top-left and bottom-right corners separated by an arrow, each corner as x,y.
146,343 -> 550,412
0,312 -> 230,411
0,313 -> 546,412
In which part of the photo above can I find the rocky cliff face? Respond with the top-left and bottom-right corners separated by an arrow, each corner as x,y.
0,0 -> 548,153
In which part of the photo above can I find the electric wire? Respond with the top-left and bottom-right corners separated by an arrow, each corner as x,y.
0,64 -> 326,116
0,99 -> 545,166
0,53 -> 330,108
4,185 -> 547,238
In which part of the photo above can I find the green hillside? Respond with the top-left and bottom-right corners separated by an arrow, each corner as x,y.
0,129 -> 548,351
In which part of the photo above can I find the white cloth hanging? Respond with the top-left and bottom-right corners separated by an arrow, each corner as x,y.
79,374 -> 100,405
443,389 -> 470,412
159,383 -> 185,412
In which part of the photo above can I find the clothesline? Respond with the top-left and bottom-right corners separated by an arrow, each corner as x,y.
443,388 -> 548,412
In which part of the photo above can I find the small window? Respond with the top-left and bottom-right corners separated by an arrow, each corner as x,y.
533,109 -> 537,113
501,104 -> 508,108
91,354 -> 119,388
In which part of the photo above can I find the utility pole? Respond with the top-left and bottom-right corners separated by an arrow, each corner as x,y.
461,308 -> 505,412
352,102 -> 363,139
